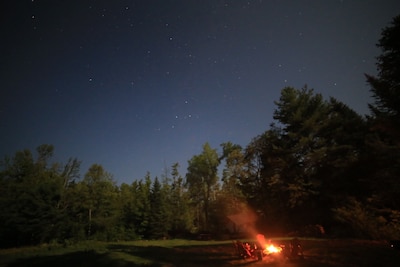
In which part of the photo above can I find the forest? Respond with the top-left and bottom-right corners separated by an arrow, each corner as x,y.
1,15 -> 399,249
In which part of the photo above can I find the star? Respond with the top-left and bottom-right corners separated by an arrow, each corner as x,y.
1,0 -> 392,186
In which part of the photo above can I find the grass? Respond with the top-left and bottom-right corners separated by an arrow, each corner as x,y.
1,238 -> 399,267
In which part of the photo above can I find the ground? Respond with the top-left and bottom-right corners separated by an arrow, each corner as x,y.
1,238 -> 400,267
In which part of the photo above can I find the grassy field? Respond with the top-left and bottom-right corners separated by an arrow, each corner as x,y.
1,238 -> 399,267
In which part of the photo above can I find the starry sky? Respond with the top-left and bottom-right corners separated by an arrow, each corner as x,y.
1,0 -> 399,184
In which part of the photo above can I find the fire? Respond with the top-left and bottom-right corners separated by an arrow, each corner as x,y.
256,234 -> 282,255
264,244 -> 282,254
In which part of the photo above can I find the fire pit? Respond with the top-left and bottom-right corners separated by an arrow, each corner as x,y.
234,234 -> 304,262
252,234 -> 283,261
256,234 -> 304,261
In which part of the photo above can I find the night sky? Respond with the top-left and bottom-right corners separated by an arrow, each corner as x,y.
1,0 -> 399,184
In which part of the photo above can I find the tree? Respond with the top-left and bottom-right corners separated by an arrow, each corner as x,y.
272,87 -> 326,219
242,87 -> 367,233
220,142 -> 247,215
60,157 -> 81,188
81,164 -> 119,240
202,143 -> 250,236
118,182 -> 139,240
365,14 -> 400,211
186,143 -> 220,232
149,177 -> 169,239
366,14 -> 400,135
337,14 -> 400,239
243,128 -> 292,231
168,163 -> 194,236
134,173 -> 152,238
0,145 -> 71,247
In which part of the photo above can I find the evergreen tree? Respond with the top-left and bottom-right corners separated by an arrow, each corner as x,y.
119,182 -> 139,240
336,14 -> 400,239
149,177 -> 169,238
365,14 -> 400,212
169,163 -> 194,237
366,14 -> 400,134
243,87 -> 367,233
134,173 -> 152,238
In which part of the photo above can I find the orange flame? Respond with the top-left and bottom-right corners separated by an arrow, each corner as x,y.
265,244 -> 282,254
257,234 -> 282,255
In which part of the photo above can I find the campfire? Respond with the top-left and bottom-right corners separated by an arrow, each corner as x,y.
256,234 -> 304,261
235,234 -> 302,262
257,234 -> 282,255
264,243 -> 282,254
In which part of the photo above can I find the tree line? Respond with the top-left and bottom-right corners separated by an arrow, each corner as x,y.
1,14 -> 399,248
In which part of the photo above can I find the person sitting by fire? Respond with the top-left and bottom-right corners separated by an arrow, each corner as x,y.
235,240 -> 253,258
289,238 -> 304,259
